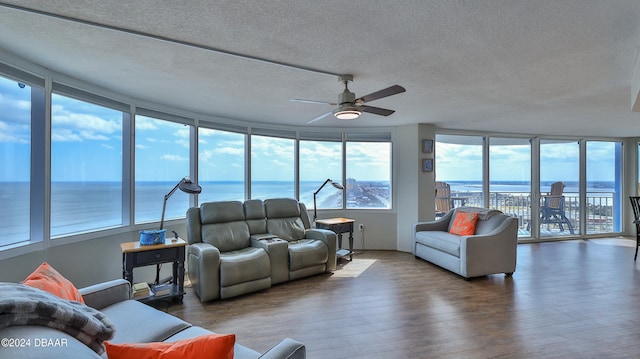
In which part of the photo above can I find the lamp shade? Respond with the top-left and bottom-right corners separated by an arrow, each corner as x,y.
334,109 -> 361,120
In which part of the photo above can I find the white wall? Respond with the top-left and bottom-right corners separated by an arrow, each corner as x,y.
0,223 -> 186,288
395,123 -> 435,253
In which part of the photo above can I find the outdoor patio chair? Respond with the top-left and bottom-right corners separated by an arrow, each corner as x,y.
435,181 -> 452,217
539,181 -> 574,234
629,196 -> 640,260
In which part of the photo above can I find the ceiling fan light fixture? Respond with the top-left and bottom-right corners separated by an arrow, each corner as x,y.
334,109 -> 361,120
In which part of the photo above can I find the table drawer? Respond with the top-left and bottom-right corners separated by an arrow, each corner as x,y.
134,247 -> 179,266
318,222 -> 352,234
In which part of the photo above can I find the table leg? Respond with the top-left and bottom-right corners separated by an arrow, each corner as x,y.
123,253 -> 133,285
348,229 -> 354,261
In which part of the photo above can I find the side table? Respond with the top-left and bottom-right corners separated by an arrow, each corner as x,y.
120,238 -> 187,304
315,217 -> 355,261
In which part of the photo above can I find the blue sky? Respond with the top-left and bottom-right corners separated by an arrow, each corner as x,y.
435,137 -> 619,183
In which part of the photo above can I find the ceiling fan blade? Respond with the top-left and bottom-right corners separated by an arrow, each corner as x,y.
307,111 -> 332,124
360,105 -> 395,116
290,99 -> 336,105
357,85 -> 406,103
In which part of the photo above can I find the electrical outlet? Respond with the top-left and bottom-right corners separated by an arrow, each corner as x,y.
359,223 -> 364,230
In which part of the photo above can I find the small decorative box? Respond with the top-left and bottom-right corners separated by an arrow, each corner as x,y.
139,229 -> 166,246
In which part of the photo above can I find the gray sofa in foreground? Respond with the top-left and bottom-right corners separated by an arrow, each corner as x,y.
413,207 -> 518,279
0,279 -> 305,359
186,198 -> 337,302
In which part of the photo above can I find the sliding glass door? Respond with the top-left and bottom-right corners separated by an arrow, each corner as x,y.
489,137 -> 531,237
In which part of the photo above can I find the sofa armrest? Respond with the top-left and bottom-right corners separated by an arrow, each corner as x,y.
79,278 -> 131,310
305,228 -> 337,271
187,243 -> 221,302
251,238 -> 289,285
258,338 -> 306,359
460,217 -> 518,277
414,211 -> 453,233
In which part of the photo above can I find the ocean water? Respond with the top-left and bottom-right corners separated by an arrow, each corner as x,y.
0,180 -> 389,245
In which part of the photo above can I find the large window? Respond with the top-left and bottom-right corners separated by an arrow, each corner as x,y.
299,136 -> 343,212
135,114 -> 192,224
0,76 -> 32,246
538,140 -> 579,237
435,135 -> 485,209
586,141 -> 622,234
345,139 -> 391,209
489,137 -> 531,236
50,92 -> 123,237
198,128 -> 245,202
250,134 -> 295,200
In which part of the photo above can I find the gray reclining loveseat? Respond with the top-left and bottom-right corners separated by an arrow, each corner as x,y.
186,198 -> 337,302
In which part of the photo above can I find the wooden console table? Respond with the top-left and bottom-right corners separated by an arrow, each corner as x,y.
120,238 -> 187,304
315,217 -> 355,261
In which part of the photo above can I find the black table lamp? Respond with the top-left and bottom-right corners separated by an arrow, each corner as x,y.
313,178 -> 344,223
160,177 -> 202,230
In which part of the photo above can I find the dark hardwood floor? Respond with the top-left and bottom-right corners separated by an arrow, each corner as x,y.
168,238 -> 640,358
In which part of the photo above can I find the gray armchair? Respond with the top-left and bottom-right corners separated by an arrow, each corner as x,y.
186,201 -> 271,301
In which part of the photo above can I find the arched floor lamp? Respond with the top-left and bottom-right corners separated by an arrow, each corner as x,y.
313,178 -> 344,223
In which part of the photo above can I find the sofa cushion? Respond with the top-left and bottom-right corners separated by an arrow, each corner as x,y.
449,211 -> 478,235
104,333 -> 235,359
200,201 -> 245,223
264,198 -> 306,241
22,262 -> 85,303
264,198 -> 301,218
288,239 -> 329,271
414,231 -> 461,257
244,199 -> 268,234
266,217 -> 306,241
100,300 -> 191,343
219,248 -> 270,287
202,221 -> 251,252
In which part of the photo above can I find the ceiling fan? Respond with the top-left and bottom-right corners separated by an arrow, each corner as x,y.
290,74 -> 406,124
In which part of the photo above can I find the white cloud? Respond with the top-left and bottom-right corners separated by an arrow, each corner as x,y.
161,154 -> 188,161
134,117 -> 158,130
51,128 -> 83,142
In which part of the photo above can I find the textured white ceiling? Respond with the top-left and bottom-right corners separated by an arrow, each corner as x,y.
0,1 -> 639,136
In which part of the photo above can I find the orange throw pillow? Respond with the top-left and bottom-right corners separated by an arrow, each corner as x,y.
449,211 -> 479,236
22,262 -> 85,303
104,334 -> 235,359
